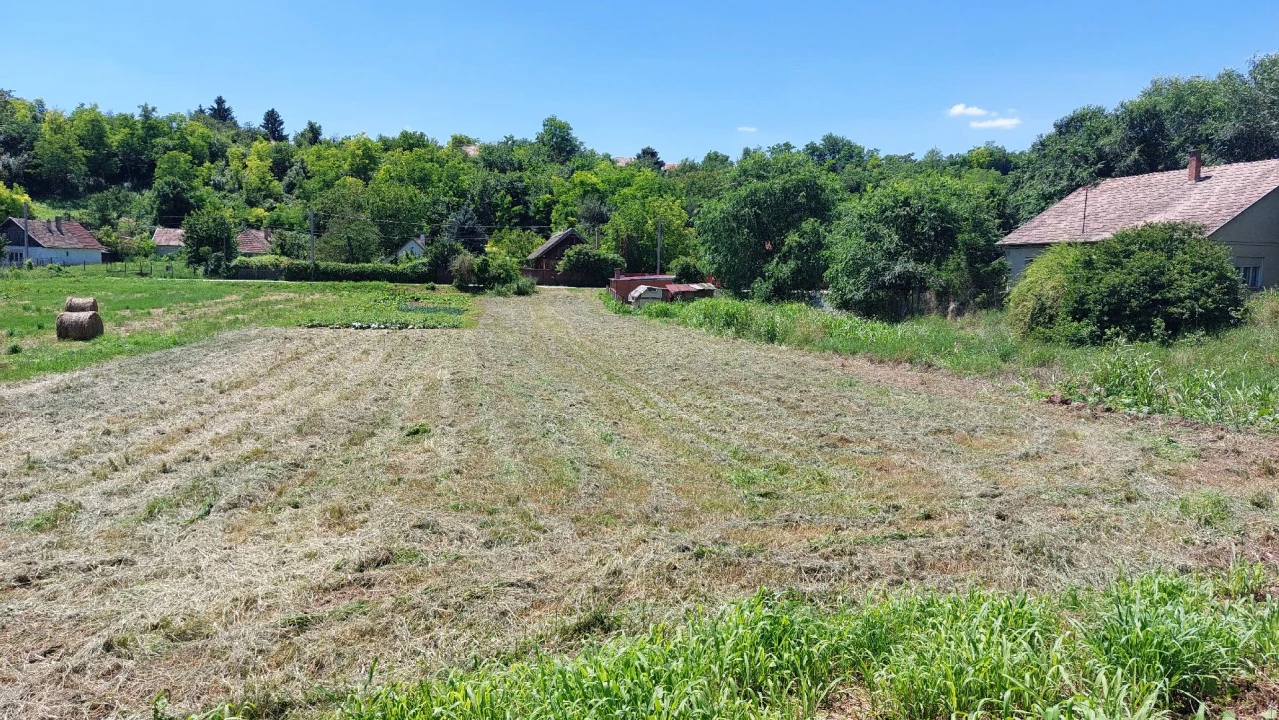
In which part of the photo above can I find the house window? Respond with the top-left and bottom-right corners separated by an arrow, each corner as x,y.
1239,265 -> 1263,290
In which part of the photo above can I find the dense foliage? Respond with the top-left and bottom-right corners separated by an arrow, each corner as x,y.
556,245 -> 624,284
2,53 -> 1277,315
1008,223 -> 1246,344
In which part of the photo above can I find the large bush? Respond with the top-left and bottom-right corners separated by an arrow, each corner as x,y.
450,250 -> 522,290
1008,222 -> 1246,344
557,245 -> 624,284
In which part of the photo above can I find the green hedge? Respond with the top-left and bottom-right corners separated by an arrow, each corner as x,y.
230,255 -> 437,283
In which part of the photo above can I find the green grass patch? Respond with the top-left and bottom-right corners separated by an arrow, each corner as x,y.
0,270 -> 475,382
318,569 -> 1276,720
25,500 -> 82,532
609,292 -> 1279,430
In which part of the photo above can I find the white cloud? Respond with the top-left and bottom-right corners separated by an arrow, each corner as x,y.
969,117 -> 1022,130
737,126 -> 758,133
947,103 -> 989,117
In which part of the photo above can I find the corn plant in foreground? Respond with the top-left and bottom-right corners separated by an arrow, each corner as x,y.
330,568 -> 1277,720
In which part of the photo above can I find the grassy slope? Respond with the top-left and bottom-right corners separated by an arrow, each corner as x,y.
614,293 -> 1279,429
0,269 -> 472,381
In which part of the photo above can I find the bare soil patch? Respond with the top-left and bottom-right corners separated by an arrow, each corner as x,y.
1,289 -> 1276,718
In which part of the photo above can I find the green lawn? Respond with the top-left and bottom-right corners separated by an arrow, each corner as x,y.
0,269 -> 473,382
614,292 -> 1279,429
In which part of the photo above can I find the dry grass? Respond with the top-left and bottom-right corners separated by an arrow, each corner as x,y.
1,289 -> 1277,718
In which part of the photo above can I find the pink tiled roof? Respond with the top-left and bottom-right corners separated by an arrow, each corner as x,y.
4,217 -> 104,250
235,228 -> 272,255
999,158 -> 1279,246
152,227 -> 185,247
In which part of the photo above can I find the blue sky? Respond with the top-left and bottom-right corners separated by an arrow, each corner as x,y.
11,1 -> 1279,162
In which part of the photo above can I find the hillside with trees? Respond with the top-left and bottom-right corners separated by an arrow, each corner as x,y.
1,53 -> 1276,314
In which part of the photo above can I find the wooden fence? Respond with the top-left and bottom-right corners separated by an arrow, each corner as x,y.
520,268 -> 605,287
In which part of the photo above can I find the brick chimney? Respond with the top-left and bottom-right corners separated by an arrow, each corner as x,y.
55,215 -> 62,233
1189,149 -> 1202,182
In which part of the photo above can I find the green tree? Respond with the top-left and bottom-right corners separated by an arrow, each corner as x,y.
209,96 -> 234,124
30,111 -> 88,196
294,120 -> 323,147
602,195 -> 694,273
696,152 -> 842,295
825,170 -> 1008,317
633,146 -> 663,173
261,108 -> 286,142
0,180 -> 31,218
181,207 -> 236,268
535,115 -> 583,164
154,151 -> 196,185
153,177 -> 196,224
487,228 -> 544,262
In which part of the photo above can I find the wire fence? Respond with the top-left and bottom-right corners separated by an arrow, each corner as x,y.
0,259 -> 203,279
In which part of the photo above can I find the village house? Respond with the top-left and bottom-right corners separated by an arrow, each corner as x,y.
2,216 -> 104,265
396,235 -> 427,261
151,227 -> 185,257
999,153 -> 1279,289
234,228 -> 274,256
527,229 -> 586,270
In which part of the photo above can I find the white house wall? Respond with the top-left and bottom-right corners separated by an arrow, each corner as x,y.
27,247 -> 102,265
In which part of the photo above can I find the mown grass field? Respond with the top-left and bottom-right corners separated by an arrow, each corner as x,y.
0,270 -> 473,382
0,286 -> 1276,719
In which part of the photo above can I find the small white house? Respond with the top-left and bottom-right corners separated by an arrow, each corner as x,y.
2,216 -> 104,265
396,235 -> 427,261
152,227 -> 185,257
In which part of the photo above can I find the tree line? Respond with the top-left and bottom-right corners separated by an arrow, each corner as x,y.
1,53 -> 1276,316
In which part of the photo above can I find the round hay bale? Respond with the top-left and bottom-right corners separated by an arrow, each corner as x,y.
64,296 -> 99,312
56,312 -> 104,341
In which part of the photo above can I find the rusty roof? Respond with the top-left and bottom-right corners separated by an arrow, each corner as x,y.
999,158 -> 1279,246
666,283 -> 716,293
3,217 -> 104,250
235,228 -> 273,255
152,227 -> 185,247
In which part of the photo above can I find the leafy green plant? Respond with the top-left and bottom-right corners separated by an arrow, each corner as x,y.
1009,223 -> 1246,345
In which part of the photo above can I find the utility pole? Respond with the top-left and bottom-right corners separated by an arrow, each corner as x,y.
656,215 -> 663,275
308,209 -> 316,280
22,202 -> 29,264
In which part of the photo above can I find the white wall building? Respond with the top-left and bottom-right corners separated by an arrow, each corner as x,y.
2,216 -> 104,265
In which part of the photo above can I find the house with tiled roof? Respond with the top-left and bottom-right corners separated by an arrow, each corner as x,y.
2,216 -> 104,265
234,228 -> 273,256
1000,153 -> 1279,289
151,227 -> 186,257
